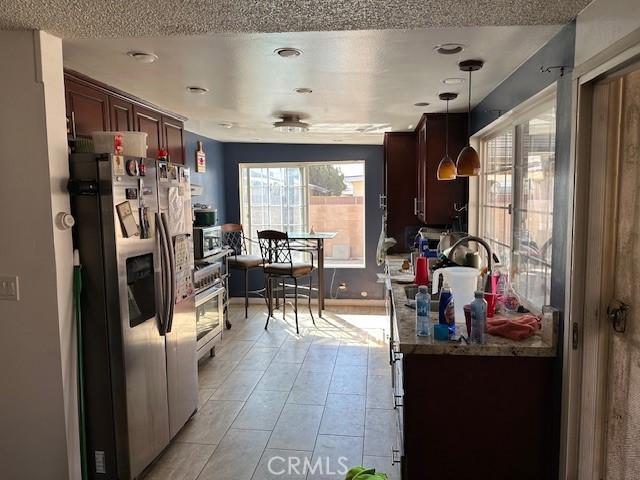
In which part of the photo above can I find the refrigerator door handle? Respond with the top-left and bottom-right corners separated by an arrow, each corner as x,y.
161,213 -> 176,333
156,213 -> 171,336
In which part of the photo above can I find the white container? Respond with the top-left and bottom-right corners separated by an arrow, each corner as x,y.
91,131 -> 148,157
432,267 -> 480,323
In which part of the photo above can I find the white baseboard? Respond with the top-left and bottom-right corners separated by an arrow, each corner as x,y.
229,297 -> 385,307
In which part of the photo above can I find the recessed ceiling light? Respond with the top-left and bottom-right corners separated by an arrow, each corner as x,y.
414,102 -> 430,107
186,86 -> 209,94
126,51 -> 158,63
442,77 -> 466,85
218,122 -> 233,129
407,124 -> 414,129
433,43 -> 465,55
274,47 -> 303,58
295,87 -> 313,94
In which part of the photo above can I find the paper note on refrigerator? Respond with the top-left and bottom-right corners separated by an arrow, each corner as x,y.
168,186 -> 185,234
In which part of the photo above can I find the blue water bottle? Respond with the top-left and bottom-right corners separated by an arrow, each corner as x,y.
470,291 -> 488,344
416,286 -> 431,337
438,286 -> 452,325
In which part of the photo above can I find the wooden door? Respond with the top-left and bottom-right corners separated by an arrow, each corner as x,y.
65,78 -> 110,137
133,106 -> 162,159
601,67 -> 640,480
578,65 -> 640,480
162,116 -> 185,165
109,97 -> 134,132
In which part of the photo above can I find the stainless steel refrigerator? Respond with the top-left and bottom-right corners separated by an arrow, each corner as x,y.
69,153 -> 198,479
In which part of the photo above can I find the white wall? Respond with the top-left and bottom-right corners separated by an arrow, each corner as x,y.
0,30 -> 78,479
575,0 -> 640,67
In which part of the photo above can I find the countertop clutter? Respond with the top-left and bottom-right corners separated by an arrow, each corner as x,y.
386,256 -> 557,357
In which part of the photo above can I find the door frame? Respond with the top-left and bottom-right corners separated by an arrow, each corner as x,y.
563,37 -> 640,480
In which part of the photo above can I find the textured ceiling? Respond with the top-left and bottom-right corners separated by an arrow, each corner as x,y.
63,26 -> 563,144
2,0 -> 590,38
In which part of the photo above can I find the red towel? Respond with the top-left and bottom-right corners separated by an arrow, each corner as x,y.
487,315 -> 541,341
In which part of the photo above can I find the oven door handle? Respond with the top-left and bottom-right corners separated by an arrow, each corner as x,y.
196,285 -> 225,307
161,212 -> 176,334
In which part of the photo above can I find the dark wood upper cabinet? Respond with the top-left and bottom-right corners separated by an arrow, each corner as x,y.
422,113 -> 468,226
133,106 -> 163,159
64,71 -> 187,162
416,118 -> 428,223
65,78 -> 110,137
109,97 -> 134,132
384,113 -> 469,234
384,132 -> 417,252
162,116 -> 185,165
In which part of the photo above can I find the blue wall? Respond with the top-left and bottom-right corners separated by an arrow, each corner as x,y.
184,131 -> 226,222
222,142 -> 385,300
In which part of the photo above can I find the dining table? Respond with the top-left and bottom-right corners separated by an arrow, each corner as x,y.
287,231 -> 337,317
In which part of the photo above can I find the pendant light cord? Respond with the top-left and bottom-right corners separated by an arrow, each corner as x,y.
467,69 -> 472,146
445,99 -> 449,157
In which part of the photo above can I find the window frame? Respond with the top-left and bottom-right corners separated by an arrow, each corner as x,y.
475,88 -> 557,312
238,160 -> 367,269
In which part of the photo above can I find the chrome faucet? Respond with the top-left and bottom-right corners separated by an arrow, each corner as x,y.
447,235 -> 496,273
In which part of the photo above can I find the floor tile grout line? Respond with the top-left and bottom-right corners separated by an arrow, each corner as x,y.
197,309 -> 272,479
304,331 -> 341,480
247,310 -> 314,480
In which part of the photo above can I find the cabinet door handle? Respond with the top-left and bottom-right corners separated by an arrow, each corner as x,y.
413,197 -> 418,215
391,448 -> 401,465
394,395 -> 404,408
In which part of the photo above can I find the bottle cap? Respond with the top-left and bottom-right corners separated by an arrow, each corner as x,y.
474,291 -> 484,298
418,285 -> 428,293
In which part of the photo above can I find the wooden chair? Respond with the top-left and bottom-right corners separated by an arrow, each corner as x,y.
221,223 -> 265,318
257,230 -> 315,334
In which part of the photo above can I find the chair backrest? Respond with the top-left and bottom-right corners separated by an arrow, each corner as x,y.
257,230 -> 293,266
221,223 -> 246,256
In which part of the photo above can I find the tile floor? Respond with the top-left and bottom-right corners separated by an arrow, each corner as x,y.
141,304 -> 399,480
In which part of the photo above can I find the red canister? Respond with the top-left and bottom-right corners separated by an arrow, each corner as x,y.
414,257 -> 429,286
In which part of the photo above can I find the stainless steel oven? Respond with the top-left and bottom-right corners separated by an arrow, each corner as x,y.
195,284 -> 224,358
193,225 -> 222,259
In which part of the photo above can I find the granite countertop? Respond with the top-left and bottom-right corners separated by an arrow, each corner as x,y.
386,256 -> 557,357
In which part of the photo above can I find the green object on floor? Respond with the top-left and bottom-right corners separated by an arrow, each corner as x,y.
345,466 -> 389,480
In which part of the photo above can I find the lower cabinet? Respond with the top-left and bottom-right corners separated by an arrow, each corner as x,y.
387,285 -> 555,480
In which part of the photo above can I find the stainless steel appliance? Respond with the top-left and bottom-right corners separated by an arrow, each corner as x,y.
68,153 -> 198,480
193,259 -> 226,358
193,225 -> 222,259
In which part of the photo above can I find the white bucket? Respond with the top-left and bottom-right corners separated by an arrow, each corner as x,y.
432,267 -> 480,323
91,131 -> 148,157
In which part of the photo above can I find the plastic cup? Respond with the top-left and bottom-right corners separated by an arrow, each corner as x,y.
484,292 -> 497,318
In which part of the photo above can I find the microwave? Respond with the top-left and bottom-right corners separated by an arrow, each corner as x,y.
193,225 -> 222,259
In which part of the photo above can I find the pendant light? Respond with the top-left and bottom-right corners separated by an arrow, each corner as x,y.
456,59 -> 484,177
437,92 -> 458,180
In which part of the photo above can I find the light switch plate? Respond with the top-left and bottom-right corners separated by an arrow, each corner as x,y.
0,276 -> 19,301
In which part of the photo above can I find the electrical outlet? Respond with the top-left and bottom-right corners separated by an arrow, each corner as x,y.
0,276 -> 19,301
